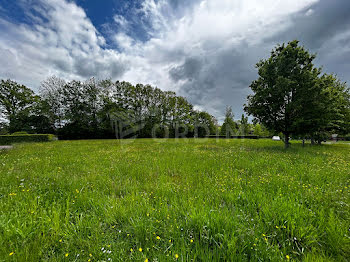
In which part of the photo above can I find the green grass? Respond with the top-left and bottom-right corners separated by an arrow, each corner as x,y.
0,139 -> 349,261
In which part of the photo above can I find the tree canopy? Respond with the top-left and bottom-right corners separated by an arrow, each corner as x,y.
245,40 -> 350,147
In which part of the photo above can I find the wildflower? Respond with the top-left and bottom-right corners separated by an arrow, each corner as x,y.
276,226 -> 279,229
286,255 -> 290,260
139,248 -> 143,252
169,239 -> 172,243
145,259 -> 149,262
156,236 -> 160,240
147,213 -> 150,216
59,239 -> 62,243
89,253 -> 92,257
9,252 -> 14,256
65,253 -> 69,257
9,193 -> 16,196
88,260 -> 91,262
175,254 -> 179,259
190,239 -> 194,243
130,248 -> 133,252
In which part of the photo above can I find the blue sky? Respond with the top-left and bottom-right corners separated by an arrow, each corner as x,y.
1,0 -> 349,121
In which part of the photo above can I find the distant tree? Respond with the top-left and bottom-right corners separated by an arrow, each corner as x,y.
0,79 -> 37,133
238,114 -> 249,135
194,111 -> 216,137
306,74 -> 350,143
39,76 -> 66,129
220,106 -> 237,137
245,40 -> 320,148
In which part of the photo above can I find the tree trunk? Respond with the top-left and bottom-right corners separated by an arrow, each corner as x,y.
284,133 -> 290,149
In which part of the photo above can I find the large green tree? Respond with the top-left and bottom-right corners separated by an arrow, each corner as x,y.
0,79 -> 37,133
245,40 -> 320,148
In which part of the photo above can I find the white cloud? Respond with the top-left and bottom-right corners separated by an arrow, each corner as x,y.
1,0 -> 335,119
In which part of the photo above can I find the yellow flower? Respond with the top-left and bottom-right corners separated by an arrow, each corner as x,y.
65,253 -> 69,257
88,260 -> 91,262
175,254 -> 179,259
169,239 -> 172,243
59,239 -> 62,243
286,255 -> 290,260
156,236 -> 160,240
190,239 -> 194,243
9,252 -> 14,256
145,259 -> 149,262
276,226 -> 279,229
139,248 -> 143,252
130,248 -> 133,252
76,189 -> 79,193
89,253 -> 92,257
147,213 -> 150,216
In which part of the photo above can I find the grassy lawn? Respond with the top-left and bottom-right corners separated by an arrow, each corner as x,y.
0,139 -> 349,261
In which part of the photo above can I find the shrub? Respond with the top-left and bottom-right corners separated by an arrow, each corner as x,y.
0,134 -> 55,145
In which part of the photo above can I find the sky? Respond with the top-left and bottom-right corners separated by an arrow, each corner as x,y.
0,0 -> 349,121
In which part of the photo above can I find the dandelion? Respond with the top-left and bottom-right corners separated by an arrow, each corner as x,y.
130,248 -> 133,252
156,236 -> 160,240
59,239 -> 62,243
175,254 -> 179,259
89,253 -> 92,257
145,259 -> 149,262
65,253 -> 69,257
9,252 -> 14,256
190,239 -> 194,243
169,239 -> 172,243
286,255 -> 290,260
139,248 -> 143,252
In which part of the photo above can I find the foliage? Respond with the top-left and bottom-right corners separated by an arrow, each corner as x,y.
0,79 -> 37,133
0,139 -> 349,260
245,40 -> 350,147
220,106 -> 238,137
1,78 -> 217,139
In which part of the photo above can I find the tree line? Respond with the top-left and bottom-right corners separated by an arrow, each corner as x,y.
0,77 -> 270,139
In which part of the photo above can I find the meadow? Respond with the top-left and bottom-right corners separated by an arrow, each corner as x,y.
0,139 -> 349,261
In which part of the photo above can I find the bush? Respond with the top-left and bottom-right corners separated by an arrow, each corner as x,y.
0,134 -> 55,145
11,131 -> 29,135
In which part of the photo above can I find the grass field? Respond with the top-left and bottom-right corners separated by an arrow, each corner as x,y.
0,139 -> 349,261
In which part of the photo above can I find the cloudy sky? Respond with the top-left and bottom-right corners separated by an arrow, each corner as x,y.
0,0 -> 349,121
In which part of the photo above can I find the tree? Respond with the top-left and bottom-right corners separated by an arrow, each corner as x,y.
245,40 -> 320,148
39,76 -> 66,129
0,79 -> 37,133
310,74 -> 350,143
220,106 -> 237,137
194,111 -> 216,137
238,114 -> 250,135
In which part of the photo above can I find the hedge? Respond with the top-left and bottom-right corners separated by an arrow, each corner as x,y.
208,135 -> 259,139
0,134 -> 55,145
